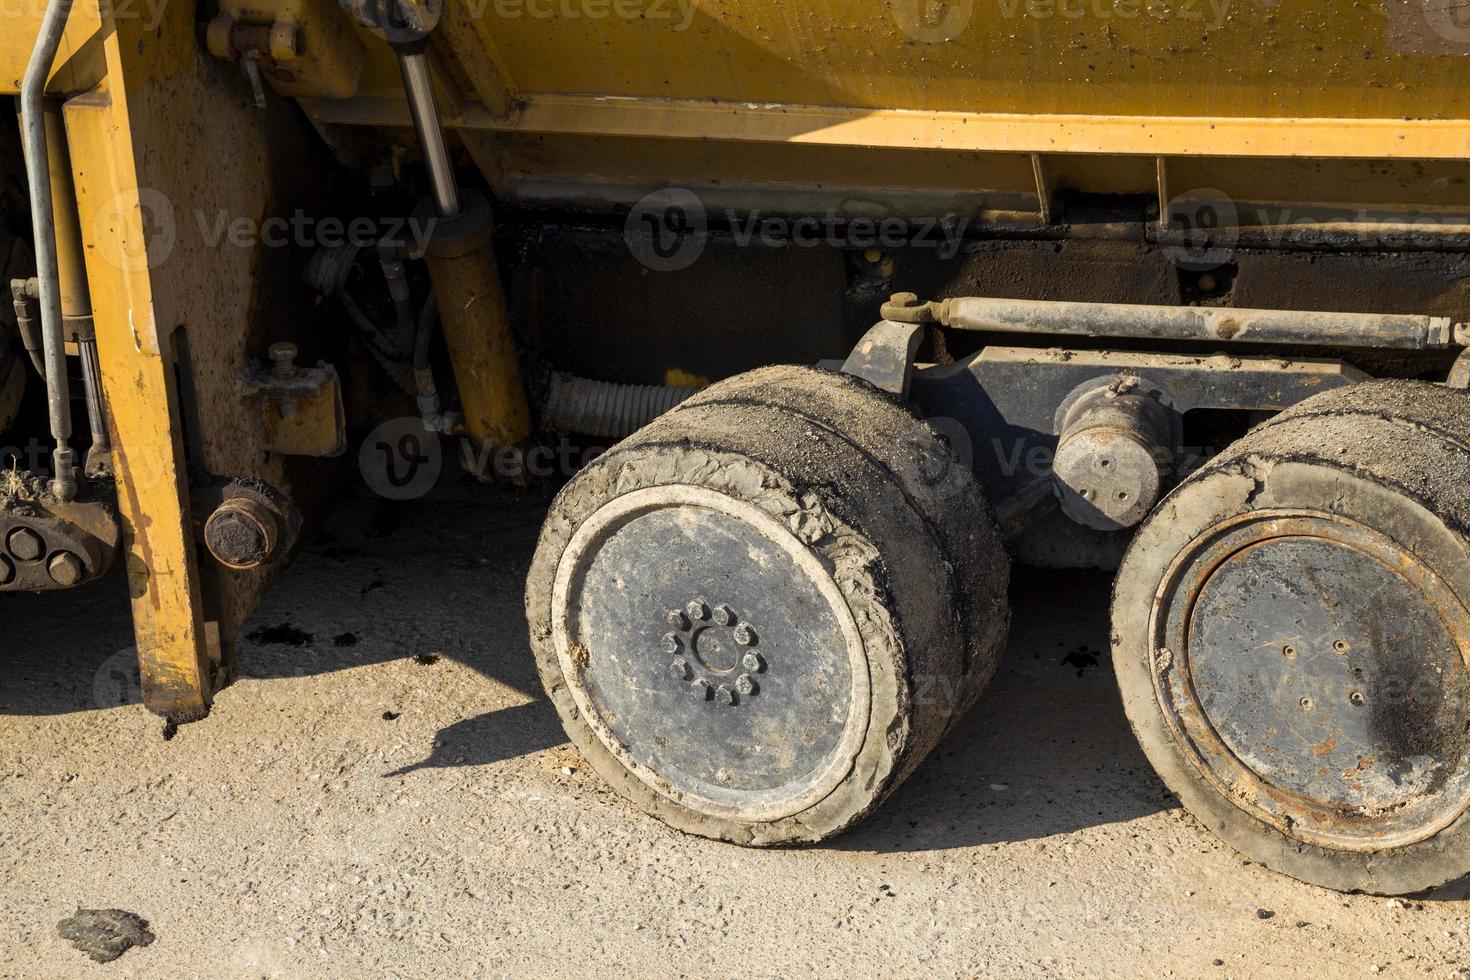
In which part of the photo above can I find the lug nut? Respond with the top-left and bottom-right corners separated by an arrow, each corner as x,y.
666,610 -> 690,631
7,527 -> 43,562
670,657 -> 692,681
715,684 -> 737,706
0,555 -> 13,586
733,624 -> 757,647
662,633 -> 683,655
686,598 -> 710,621
736,674 -> 758,696
47,551 -> 84,586
712,604 -> 736,626
690,679 -> 713,701
741,652 -> 765,673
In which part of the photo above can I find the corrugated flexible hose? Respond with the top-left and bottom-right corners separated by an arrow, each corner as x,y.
542,374 -> 702,440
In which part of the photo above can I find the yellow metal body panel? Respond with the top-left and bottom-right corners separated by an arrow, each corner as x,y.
66,78 -> 215,718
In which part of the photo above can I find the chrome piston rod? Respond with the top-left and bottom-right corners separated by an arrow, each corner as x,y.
395,47 -> 460,219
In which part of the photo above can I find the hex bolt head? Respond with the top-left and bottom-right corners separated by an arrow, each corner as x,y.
662,633 -> 684,655
0,555 -> 13,586
736,674 -> 758,696
733,624 -> 757,647
47,551 -> 84,587
715,685 -> 737,706
666,610 -> 690,631
690,679 -> 713,701
669,657 -> 692,681
741,652 -> 766,673
6,527 -> 43,562
712,604 -> 736,627
686,598 -> 710,621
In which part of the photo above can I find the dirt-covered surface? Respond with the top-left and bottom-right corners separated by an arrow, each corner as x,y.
3,483 -> 1470,978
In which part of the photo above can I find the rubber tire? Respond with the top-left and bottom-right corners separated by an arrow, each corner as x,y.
1113,380 -> 1470,894
527,365 -> 1010,845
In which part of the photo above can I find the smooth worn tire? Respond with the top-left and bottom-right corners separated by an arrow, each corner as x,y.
526,365 -> 1010,845
1114,380 -> 1470,894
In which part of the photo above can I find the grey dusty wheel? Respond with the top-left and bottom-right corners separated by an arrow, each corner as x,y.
1113,380 -> 1470,894
526,365 -> 1010,845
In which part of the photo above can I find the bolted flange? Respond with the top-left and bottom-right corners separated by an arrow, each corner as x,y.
666,598 -> 764,706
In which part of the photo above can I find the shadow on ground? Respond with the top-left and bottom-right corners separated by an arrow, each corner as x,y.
1,486 -> 1166,849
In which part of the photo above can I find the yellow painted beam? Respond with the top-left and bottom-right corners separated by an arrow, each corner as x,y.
305,93 -> 1470,162
66,77 -> 214,719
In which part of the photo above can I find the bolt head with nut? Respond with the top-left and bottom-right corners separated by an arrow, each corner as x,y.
712,604 -> 736,626
7,527 -> 44,562
733,624 -> 757,647
715,685 -> 737,706
686,598 -> 710,621
47,551 -> 84,587
741,651 -> 765,673
689,679 -> 713,701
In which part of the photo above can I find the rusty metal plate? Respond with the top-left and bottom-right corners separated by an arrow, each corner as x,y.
1150,512 -> 1470,852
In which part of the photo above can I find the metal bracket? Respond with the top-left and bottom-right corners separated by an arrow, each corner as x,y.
840,320 -> 924,399
0,474 -> 119,593
245,343 -> 347,458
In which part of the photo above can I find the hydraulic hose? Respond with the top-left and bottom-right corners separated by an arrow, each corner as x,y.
20,0 -> 77,499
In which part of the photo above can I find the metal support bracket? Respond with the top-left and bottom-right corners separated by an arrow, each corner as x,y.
246,343 -> 347,458
840,320 -> 924,399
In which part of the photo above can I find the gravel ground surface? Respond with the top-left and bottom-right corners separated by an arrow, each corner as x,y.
3,484 -> 1470,978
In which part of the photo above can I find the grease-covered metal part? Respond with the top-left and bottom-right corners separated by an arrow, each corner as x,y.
885,293 -> 1458,351
1052,381 -> 1174,532
0,472 -> 118,593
